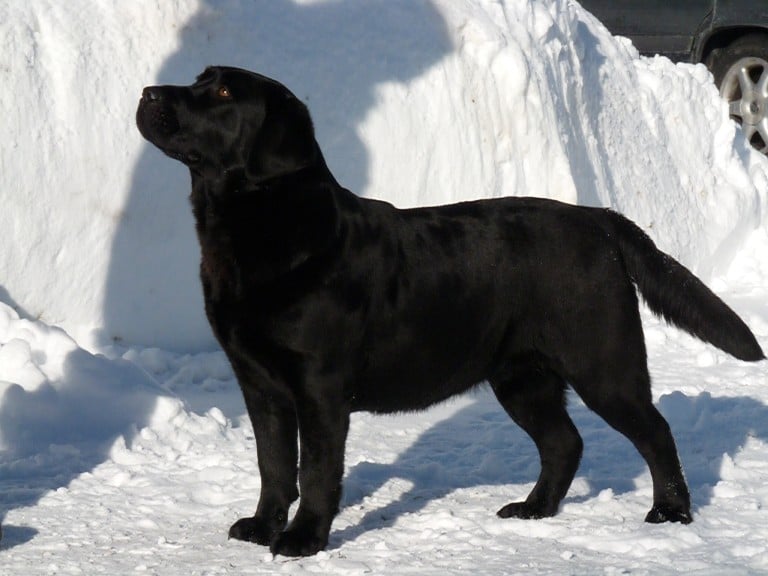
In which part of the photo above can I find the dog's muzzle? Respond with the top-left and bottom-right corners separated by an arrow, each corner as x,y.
137,87 -> 181,139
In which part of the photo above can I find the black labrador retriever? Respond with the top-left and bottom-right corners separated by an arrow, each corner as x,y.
136,66 -> 765,557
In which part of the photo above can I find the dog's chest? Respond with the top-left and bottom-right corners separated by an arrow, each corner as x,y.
201,241 -> 236,284
198,243 -> 304,350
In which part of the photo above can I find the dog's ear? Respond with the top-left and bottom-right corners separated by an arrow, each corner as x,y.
246,92 -> 317,182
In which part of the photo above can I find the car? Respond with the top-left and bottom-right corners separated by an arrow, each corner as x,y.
579,0 -> 768,153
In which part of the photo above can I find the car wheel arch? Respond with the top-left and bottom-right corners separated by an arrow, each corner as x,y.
699,27 -> 768,74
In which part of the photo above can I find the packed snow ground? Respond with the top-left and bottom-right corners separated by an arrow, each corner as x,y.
1,0 -> 767,574
0,299 -> 766,575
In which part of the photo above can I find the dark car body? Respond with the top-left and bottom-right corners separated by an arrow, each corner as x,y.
580,0 -> 768,64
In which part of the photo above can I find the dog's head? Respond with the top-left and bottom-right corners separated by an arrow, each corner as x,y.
136,66 -> 318,182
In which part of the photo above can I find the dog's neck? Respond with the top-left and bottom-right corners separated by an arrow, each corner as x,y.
188,166 -> 345,293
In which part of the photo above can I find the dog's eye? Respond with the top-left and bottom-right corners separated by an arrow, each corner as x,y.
217,86 -> 232,99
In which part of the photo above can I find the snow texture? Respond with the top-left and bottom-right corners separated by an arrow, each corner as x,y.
0,0 -> 767,574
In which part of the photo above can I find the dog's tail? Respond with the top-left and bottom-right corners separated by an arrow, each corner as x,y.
601,209 -> 764,362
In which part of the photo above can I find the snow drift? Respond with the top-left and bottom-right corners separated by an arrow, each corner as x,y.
1,0 -> 766,351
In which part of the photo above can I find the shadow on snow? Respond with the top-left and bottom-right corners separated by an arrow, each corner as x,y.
333,389 -> 768,548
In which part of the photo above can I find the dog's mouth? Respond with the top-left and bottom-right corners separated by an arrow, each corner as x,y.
137,95 -> 201,166
137,95 -> 179,136
164,147 -> 201,165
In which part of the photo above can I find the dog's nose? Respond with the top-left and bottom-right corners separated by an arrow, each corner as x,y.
142,87 -> 163,102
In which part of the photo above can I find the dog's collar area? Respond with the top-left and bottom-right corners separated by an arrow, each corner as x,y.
246,163 -> 319,187
195,169 -> 269,200
183,151 -> 202,164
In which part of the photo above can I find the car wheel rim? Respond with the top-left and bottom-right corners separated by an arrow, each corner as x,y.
720,56 -> 768,153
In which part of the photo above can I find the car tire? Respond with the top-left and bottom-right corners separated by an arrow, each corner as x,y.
707,33 -> 768,153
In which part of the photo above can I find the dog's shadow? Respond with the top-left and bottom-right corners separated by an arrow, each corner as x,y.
332,388 -> 768,548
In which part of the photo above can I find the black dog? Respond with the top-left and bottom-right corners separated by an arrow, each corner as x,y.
136,66 -> 765,557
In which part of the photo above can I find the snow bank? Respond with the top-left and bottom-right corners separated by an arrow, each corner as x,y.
1,0 -> 766,351
0,301 -> 180,455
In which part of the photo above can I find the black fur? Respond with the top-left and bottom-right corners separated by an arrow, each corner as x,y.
136,66 -> 765,557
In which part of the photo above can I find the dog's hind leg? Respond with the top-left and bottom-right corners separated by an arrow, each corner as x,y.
490,359 -> 583,519
568,356 -> 692,524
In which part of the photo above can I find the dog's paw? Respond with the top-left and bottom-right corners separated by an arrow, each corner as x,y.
644,505 -> 693,525
269,527 -> 328,557
496,501 -> 552,520
228,516 -> 282,546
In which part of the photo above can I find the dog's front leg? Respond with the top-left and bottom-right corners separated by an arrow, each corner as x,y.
229,384 -> 299,546
270,387 -> 350,557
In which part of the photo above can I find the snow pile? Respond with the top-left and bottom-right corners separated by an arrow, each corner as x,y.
1,0 -> 766,350
0,301 -> 181,456
1,0 -> 767,574
361,0 -> 767,277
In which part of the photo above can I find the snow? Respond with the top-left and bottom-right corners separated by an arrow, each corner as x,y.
0,0 -> 766,574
